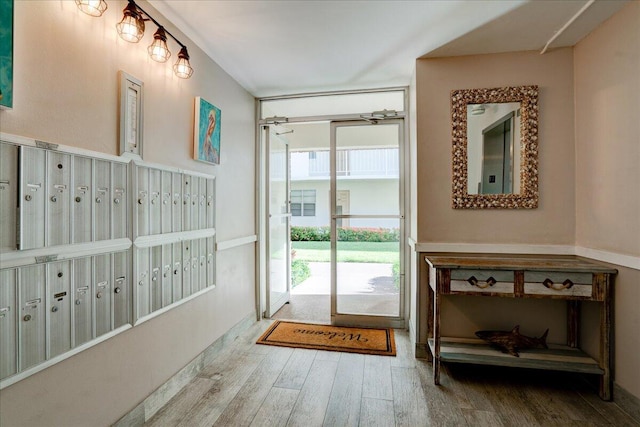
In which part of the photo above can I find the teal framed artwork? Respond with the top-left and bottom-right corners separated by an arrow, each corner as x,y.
0,0 -> 13,109
194,97 -> 221,165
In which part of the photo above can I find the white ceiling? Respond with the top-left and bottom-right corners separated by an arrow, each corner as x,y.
150,0 -> 629,98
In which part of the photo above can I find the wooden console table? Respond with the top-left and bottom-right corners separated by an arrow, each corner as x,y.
425,254 -> 617,400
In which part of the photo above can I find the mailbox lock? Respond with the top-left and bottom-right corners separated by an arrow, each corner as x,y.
173,200 -> 178,205
183,266 -> 188,272
23,314 -> 32,322
96,292 -> 103,299
114,198 -> 120,204
51,306 -> 58,313
151,199 -> 156,205
75,196 -> 82,203
57,272 -> 63,278
114,287 -> 121,294
152,276 -> 157,282
96,197 -> 102,203
75,299 -> 81,305
25,194 -> 32,201
57,163 -> 63,169
174,269 -> 179,275
138,198 -> 144,205
163,199 -> 168,205
51,195 -> 57,202
208,202 -> 212,206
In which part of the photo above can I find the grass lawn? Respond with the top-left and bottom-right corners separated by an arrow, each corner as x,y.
292,241 -> 399,263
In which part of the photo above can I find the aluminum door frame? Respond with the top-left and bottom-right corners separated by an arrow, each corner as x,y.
263,125 -> 291,318
330,119 -> 406,329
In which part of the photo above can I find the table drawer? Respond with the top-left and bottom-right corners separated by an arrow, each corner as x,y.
524,271 -> 593,298
450,269 -> 514,294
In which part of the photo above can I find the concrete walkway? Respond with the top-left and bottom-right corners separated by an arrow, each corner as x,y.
292,262 -> 398,295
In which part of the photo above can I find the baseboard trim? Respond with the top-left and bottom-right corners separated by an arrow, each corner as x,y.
112,312 -> 257,427
614,383 -> 640,423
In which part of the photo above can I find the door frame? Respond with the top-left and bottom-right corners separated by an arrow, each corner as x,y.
256,87 -> 411,329
330,119 -> 406,329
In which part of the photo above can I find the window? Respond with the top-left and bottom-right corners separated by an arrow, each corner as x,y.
291,190 -> 316,217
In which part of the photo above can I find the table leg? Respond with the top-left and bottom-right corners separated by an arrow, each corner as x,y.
426,278 -> 434,363
599,276 -> 612,400
433,287 -> 441,385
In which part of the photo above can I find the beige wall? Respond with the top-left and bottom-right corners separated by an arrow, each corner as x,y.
416,49 -> 575,244
574,1 -> 640,399
0,1 -> 256,426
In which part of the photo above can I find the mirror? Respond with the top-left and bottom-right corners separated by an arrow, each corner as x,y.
451,85 -> 538,209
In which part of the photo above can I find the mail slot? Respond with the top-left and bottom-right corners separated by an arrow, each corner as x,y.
94,160 -> 111,241
149,168 -> 162,236
113,250 -> 130,329
46,151 -> 71,246
72,155 -> 93,244
18,146 -> 46,250
0,142 -> 18,251
0,268 -> 17,380
112,162 -> 128,239
47,261 -> 71,358
73,257 -> 93,346
94,254 -> 112,337
18,265 -> 46,370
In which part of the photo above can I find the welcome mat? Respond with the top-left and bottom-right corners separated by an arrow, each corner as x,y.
257,321 -> 396,356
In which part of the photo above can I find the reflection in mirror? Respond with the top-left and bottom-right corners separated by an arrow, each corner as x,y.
451,85 -> 538,209
467,102 -> 520,195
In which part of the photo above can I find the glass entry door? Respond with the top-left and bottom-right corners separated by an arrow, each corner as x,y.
330,120 -> 404,328
264,125 -> 291,317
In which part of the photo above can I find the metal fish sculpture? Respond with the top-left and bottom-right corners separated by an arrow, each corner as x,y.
475,325 -> 549,357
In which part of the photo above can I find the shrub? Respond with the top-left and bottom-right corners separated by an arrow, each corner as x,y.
291,226 -> 399,242
291,259 -> 311,288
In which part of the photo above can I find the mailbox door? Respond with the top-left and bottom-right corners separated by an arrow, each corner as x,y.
161,170 -> 172,233
198,178 -> 207,229
172,243 -> 182,302
47,261 -> 72,358
161,244 -> 173,307
150,245 -> 162,312
206,236 -> 215,288
72,156 -> 93,244
191,251 -> 200,293
149,168 -> 162,236
0,143 -> 18,251
46,152 -> 71,246
113,251 -> 130,329
182,240 -> 192,297
94,160 -> 111,242
171,172 -> 182,232
94,254 -> 112,337
112,162 -> 128,239
206,178 -> 215,229
73,257 -> 93,346
136,166 -> 149,238
182,175 -> 192,231
190,177 -> 199,231
18,265 -> 46,370
0,268 -> 17,380
198,239 -> 207,292
18,146 -> 46,250
135,247 -> 151,319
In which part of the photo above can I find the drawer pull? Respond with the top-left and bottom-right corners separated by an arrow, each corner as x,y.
542,278 -> 574,290
467,276 -> 497,289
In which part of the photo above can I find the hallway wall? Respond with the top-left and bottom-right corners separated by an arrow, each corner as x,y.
0,1 -> 256,425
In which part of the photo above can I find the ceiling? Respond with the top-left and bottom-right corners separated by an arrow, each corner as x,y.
150,0 -> 629,98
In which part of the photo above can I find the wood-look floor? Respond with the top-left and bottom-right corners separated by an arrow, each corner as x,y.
146,321 -> 638,427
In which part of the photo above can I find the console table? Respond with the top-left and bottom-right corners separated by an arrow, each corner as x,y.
425,254 -> 617,400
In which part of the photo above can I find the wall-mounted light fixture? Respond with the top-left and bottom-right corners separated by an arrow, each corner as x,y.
76,0 -> 193,79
